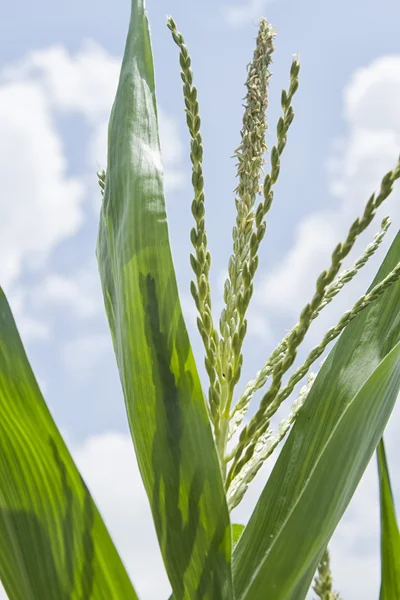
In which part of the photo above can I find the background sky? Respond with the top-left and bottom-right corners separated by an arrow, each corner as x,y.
2,0 -> 400,597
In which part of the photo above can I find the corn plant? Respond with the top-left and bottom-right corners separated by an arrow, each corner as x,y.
0,0 -> 399,598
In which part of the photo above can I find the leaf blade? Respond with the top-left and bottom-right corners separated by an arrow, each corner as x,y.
377,438 -> 400,600
232,524 -> 245,547
96,1 -> 233,598
0,290 -> 138,600
233,231 -> 400,600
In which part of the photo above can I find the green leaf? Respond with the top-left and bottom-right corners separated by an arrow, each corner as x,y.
96,1 -> 233,598
233,231 -> 400,600
232,524 -> 245,547
377,438 -> 400,599
0,290 -> 138,600
236,345 -> 400,599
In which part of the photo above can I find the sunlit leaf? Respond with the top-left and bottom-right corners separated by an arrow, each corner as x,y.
377,438 -> 400,600
232,524 -> 245,547
0,291 -> 138,600
96,1 -> 233,598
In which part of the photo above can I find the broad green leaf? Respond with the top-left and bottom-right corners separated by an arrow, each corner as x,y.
233,231 -> 400,600
377,438 -> 400,599
232,524 -> 245,547
96,1 -> 233,598
0,290 -> 138,600
236,344 -> 400,599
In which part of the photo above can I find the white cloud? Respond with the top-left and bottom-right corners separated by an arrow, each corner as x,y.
258,213 -> 339,315
223,0 -> 272,28
0,48 -> 86,340
0,41 -> 185,342
62,334 -> 111,380
344,56 -> 400,133
0,77 -> 84,290
5,42 -> 119,125
6,287 -> 51,343
15,316 -> 51,343
256,55 -> 400,332
246,310 -> 273,341
31,260 -> 103,319
5,42 -> 185,192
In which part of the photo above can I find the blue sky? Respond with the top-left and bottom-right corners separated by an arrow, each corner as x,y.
2,0 -> 400,597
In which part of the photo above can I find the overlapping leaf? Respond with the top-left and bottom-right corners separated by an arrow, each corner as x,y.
96,1 -> 233,598
377,438 -> 400,599
0,290 -> 138,600
232,525 -> 245,547
233,231 -> 400,600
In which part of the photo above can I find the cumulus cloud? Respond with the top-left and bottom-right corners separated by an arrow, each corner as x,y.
0,41 -> 185,338
5,42 -> 119,124
223,0 -> 272,28
0,63 -> 88,341
12,313 -> 51,344
62,333 -> 112,380
5,42 -> 185,192
6,287 -> 51,343
31,259 -> 103,319
0,75 -> 84,290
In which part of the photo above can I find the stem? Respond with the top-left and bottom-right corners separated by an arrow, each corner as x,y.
217,409 -> 230,480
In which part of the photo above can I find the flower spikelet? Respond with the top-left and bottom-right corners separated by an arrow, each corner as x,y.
167,17 -> 221,426
227,156 -> 400,485
313,549 -> 341,600
231,215 -> 391,431
220,19 -> 276,400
